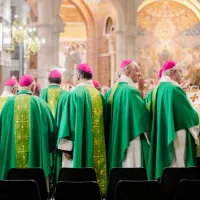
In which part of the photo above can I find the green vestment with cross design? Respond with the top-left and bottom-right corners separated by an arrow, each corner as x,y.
0,90 -> 58,179
41,85 -> 67,116
55,86 -> 108,197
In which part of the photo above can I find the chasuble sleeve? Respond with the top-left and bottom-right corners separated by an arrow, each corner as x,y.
40,88 -> 48,101
172,86 -> 199,131
55,93 -> 69,127
57,93 -> 76,147
41,101 -> 58,153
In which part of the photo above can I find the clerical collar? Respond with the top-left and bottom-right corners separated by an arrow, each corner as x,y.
117,75 -> 135,87
159,75 -> 180,87
17,90 -> 32,95
50,83 -> 60,87
1,91 -> 14,98
76,80 -> 94,88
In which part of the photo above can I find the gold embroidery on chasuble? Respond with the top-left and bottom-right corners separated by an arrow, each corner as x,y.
48,88 -> 61,115
108,84 -> 119,105
0,97 -> 8,112
86,87 -> 107,197
14,95 -> 31,168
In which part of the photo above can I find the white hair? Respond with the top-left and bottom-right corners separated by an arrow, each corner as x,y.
162,64 -> 179,76
118,61 -> 139,77
4,86 -> 14,93
19,81 -> 35,92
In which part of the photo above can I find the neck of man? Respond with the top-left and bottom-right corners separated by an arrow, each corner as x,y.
160,75 -> 179,86
50,83 -> 60,86
117,75 -> 135,87
76,79 -> 94,87
18,87 -> 32,93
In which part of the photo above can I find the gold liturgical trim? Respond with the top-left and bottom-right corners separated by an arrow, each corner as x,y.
86,86 -> 107,197
14,95 -> 31,168
48,88 -> 61,115
0,97 -> 8,112
108,84 -> 119,106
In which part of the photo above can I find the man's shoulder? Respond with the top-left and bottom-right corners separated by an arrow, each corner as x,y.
117,82 -> 140,95
69,86 -> 89,99
159,82 -> 182,93
40,88 -> 48,95
31,95 -> 49,107
2,95 -> 15,105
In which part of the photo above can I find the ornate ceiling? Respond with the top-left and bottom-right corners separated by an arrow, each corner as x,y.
138,1 -> 199,32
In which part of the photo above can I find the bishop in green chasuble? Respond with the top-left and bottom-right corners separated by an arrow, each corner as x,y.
41,69 -> 67,116
0,75 -> 58,179
105,60 -> 150,173
146,61 -> 200,180
56,64 -> 107,197
0,78 -> 18,112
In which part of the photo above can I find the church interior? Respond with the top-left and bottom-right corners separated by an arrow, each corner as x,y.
1,0 -> 200,93
0,0 -> 200,199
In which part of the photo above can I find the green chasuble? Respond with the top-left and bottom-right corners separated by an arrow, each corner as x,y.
41,85 -> 67,116
147,82 -> 199,180
55,93 -> 69,128
0,90 -> 58,179
105,82 -> 150,173
56,86 -> 107,197
0,97 -> 9,112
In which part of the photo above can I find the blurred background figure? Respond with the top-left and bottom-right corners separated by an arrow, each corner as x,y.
101,85 -> 110,95
0,79 -> 18,112
33,83 -> 41,97
93,80 -> 101,92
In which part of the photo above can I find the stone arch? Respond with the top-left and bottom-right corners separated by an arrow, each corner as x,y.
109,0 -> 125,30
104,16 -> 115,35
60,0 -> 96,73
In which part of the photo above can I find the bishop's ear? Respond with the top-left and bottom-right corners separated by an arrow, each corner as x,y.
77,73 -> 81,80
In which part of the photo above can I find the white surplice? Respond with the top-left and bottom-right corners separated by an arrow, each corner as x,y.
1,91 -> 15,97
117,75 -> 150,167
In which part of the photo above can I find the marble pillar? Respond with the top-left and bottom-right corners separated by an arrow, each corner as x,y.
36,0 -> 65,89
106,34 -> 116,86
110,0 -> 143,67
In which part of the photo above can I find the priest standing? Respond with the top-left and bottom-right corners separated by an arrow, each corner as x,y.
56,63 -> 107,197
147,60 -> 200,180
0,75 -> 57,180
105,60 -> 150,173
41,69 -> 67,116
0,79 -> 18,112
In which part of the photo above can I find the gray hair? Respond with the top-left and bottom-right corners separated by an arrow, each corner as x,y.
162,64 -> 179,76
4,86 -> 14,92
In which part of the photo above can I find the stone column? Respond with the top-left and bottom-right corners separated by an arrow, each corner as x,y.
106,34 -> 116,86
111,0 -> 143,67
36,0 -> 65,89
124,0 -> 143,62
115,11 -> 126,69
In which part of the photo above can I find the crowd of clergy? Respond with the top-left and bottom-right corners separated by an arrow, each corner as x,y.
0,59 -> 199,197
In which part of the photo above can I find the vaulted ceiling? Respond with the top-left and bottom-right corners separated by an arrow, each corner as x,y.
60,0 -> 84,23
